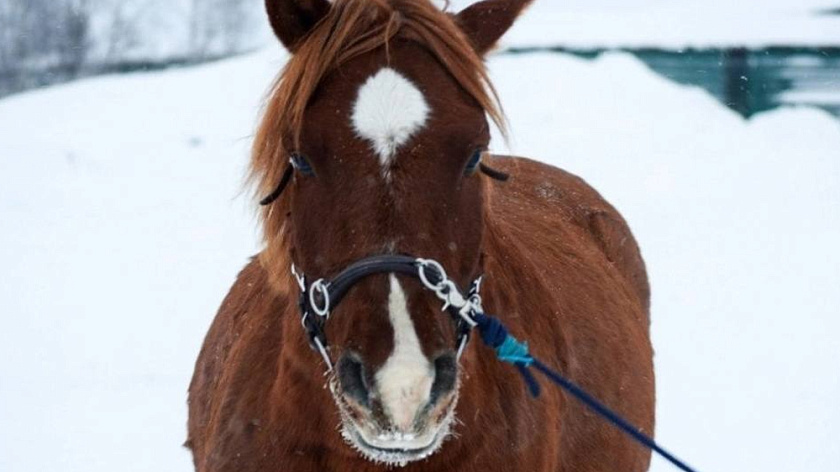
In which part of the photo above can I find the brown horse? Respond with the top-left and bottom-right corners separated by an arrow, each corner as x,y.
187,0 -> 654,471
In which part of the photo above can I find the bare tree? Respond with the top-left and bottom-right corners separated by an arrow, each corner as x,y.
0,2 -> 10,69
1,0 -> 261,96
218,0 -> 249,54
189,0 -> 252,58
104,2 -> 142,62
58,0 -> 92,75
0,0 -> 90,71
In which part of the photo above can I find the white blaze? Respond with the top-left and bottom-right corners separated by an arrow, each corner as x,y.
351,68 -> 430,172
375,275 -> 434,431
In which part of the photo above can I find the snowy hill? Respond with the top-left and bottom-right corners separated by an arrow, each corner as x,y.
1,47 -> 839,472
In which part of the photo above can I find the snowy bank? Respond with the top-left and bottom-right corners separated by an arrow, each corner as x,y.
1,48 -> 839,472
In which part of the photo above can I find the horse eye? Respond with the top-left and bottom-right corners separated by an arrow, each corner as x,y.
464,148 -> 484,175
290,152 -> 315,177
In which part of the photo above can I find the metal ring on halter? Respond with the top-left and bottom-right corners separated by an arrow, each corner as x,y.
470,293 -> 483,310
309,279 -> 331,317
462,293 -> 482,326
416,258 -> 447,292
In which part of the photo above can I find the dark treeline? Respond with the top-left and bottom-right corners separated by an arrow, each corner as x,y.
0,0 -> 263,97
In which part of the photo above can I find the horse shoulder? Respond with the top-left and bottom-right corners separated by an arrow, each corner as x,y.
487,155 -> 650,315
485,156 -> 655,470
186,257 -> 289,471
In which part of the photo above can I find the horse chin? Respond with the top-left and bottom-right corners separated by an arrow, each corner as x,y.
341,420 -> 451,467
330,379 -> 458,467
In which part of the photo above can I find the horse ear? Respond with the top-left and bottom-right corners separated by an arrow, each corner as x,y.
265,0 -> 331,52
455,0 -> 534,55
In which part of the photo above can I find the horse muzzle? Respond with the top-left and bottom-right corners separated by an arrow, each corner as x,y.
333,351 -> 459,466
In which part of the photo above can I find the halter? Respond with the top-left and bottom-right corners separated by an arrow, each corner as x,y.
288,255 -> 700,472
291,255 -> 483,372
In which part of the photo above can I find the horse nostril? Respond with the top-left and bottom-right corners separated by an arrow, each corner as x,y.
429,351 -> 458,405
337,353 -> 370,407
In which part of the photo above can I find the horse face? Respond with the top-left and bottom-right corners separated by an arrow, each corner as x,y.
289,44 -> 487,465
260,0 -> 533,466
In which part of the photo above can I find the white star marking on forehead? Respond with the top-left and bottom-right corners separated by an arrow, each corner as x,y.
351,68 -> 430,174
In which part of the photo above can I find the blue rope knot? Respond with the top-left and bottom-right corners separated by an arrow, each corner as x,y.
496,334 -> 534,366
473,312 -> 541,397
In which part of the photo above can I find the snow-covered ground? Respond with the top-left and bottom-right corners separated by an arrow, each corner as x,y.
2,44 -> 840,472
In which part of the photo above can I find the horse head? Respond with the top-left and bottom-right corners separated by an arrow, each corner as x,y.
253,0 -> 532,465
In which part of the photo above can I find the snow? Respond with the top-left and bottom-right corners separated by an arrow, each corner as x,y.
444,0 -> 840,48
780,89 -> 840,105
2,45 -> 840,472
0,50 -> 284,472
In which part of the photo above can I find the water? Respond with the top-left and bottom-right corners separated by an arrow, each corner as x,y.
507,47 -> 840,119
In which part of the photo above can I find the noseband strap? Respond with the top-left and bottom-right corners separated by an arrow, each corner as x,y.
292,255 -> 482,371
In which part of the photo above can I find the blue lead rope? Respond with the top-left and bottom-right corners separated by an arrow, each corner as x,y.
472,312 -> 699,472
